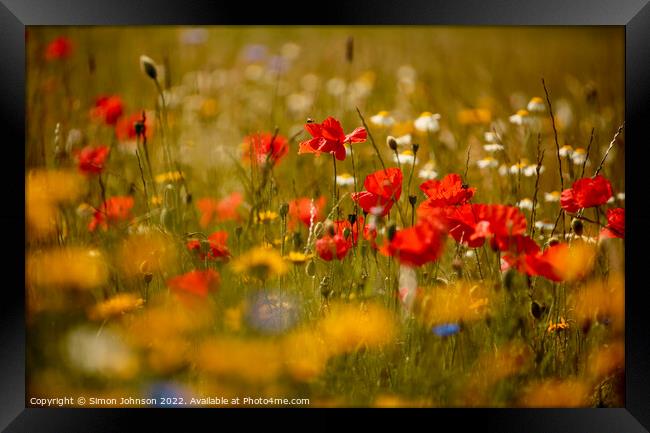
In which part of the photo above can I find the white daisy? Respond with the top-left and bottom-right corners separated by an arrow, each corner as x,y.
483,143 -> 504,153
571,148 -> 587,165
395,134 -> 412,147
414,112 -> 441,133
370,111 -> 395,127
535,220 -> 555,231
477,157 -> 499,169
517,198 -> 534,210
326,77 -> 346,96
418,162 -> 438,180
559,145 -> 574,158
393,150 -> 418,165
484,131 -> 499,143
509,109 -> 532,126
527,97 -> 545,113
523,164 -> 545,177
498,164 -> 509,177
336,173 -> 355,187
544,191 -> 561,202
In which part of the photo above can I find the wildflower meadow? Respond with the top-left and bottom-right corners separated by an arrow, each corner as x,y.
26,27 -> 625,407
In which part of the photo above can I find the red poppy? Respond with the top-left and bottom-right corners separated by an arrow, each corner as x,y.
75,145 -> 110,176
380,213 -> 447,266
427,203 -> 484,248
88,196 -> 134,232
90,95 -> 124,126
560,175 -> 613,213
500,235 -> 541,273
468,204 -> 528,248
289,196 -> 326,229
115,112 -> 155,142
167,269 -> 220,298
196,192 -> 244,228
45,36 -> 73,61
242,132 -> 289,166
187,231 -> 231,261
316,233 -> 351,261
419,173 -> 475,207
351,168 -> 403,217
600,207 -> 624,239
298,116 -> 366,161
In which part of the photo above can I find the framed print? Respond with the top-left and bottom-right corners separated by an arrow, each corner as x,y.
3,0 -> 650,431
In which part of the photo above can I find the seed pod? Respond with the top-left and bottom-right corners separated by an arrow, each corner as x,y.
408,195 -> 417,206
531,301 -> 543,319
571,218 -> 584,236
347,214 -> 357,225
387,136 -> 398,151
412,143 -> 420,154
134,120 -> 145,137
143,272 -> 153,284
387,223 -> 397,241
140,55 -> 158,80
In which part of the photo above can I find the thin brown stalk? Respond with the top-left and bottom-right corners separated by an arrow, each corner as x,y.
593,122 -> 625,177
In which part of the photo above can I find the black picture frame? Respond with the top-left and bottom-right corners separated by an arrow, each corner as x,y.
4,0 -> 649,431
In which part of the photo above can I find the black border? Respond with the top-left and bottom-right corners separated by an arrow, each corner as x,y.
4,0 -> 650,431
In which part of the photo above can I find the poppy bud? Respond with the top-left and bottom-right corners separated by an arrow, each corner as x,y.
343,227 -> 351,239
184,193 -> 192,204
143,272 -> 153,284
347,214 -> 357,225
408,195 -> 417,206
531,301 -> 543,319
571,218 -> 583,236
140,55 -> 158,80
134,121 -> 145,137
412,143 -> 420,154
387,223 -> 397,241
387,136 -> 398,151
292,231 -> 302,249
279,202 -> 289,218
319,276 -> 332,298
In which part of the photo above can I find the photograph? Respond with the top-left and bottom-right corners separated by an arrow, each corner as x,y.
24,25 -> 626,409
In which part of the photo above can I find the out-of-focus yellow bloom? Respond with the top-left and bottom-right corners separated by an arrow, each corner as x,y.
88,293 -> 144,321
284,251 -> 313,264
319,302 -> 397,355
551,241 -> 597,282
573,274 -> 624,333
154,170 -> 184,184
256,210 -> 279,223
27,247 -> 109,291
200,97 -> 219,119
224,305 -> 244,332
231,246 -> 288,279
519,379 -> 589,407
282,329 -> 329,382
26,170 -> 86,240
587,340 -> 624,379
150,195 -> 163,206
116,231 -> 178,279
457,108 -> 492,125
125,299 -> 213,346
146,337 -> 191,374
373,394 -> 433,408
413,281 -> 496,326
195,337 -> 284,383
391,121 -> 414,137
